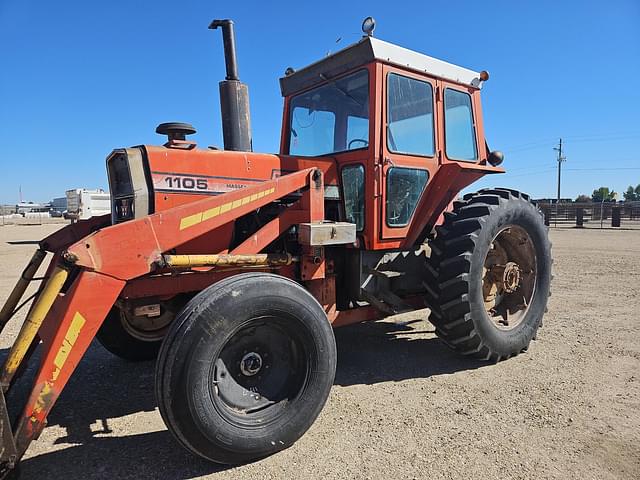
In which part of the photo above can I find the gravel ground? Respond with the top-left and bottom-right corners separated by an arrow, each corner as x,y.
0,224 -> 638,479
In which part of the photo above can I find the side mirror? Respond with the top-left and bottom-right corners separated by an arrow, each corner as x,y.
487,150 -> 504,166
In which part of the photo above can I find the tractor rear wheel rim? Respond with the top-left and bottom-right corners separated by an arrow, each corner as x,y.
120,308 -> 173,342
482,225 -> 537,331
210,316 -> 309,427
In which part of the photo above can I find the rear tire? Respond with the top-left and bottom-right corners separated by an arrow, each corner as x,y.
155,273 -> 336,464
425,188 -> 552,361
96,300 -> 181,361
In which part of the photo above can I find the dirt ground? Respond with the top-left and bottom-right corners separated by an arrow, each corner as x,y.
0,224 -> 638,479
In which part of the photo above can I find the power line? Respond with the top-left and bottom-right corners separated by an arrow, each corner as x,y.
500,132 -> 640,154
506,161 -> 557,172
565,135 -> 640,144
503,166 -> 640,179
565,167 -> 640,171
504,168 -> 556,178
562,131 -> 640,141
504,142 -> 556,154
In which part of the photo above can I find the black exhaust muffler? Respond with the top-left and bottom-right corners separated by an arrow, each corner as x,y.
209,19 -> 252,152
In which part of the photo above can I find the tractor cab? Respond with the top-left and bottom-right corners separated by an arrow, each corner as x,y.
279,24 -> 502,249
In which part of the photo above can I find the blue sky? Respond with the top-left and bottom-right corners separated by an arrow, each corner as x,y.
0,0 -> 638,204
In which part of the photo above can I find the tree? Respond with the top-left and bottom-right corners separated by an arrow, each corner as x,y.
575,194 -> 591,203
592,187 -> 617,203
623,185 -> 637,202
622,184 -> 640,202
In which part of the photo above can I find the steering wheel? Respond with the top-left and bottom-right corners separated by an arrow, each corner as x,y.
348,138 -> 368,149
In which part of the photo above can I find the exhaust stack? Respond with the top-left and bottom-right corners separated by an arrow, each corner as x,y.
209,19 -> 252,152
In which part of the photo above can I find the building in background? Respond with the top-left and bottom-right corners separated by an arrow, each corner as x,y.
65,189 -> 111,220
16,202 -> 49,215
49,197 -> 67,217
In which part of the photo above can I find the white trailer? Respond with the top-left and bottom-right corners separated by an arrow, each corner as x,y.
65,189 -> 111,220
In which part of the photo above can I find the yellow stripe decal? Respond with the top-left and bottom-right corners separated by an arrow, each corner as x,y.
179,212 -> 203,230
202,206 -> 221,221
32,312 -> 86,417
53,312 -> 86,380
179,188 -> 275,231
220,202 -> 232,214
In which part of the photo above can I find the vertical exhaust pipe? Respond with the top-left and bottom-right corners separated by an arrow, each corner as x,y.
209,19 -> 252,152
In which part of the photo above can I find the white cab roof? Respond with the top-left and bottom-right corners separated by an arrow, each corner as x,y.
280,36 -> 483,96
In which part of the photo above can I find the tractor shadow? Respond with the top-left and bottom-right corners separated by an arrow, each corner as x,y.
2,343 -> 226,479
333,315 -> 486,386
20,430 -> 223,479
5,240 -> 41,245
6,314 -> 487,479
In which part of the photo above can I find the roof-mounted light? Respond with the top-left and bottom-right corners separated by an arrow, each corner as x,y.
362,17 -> 376,37
479,70 -> 490,81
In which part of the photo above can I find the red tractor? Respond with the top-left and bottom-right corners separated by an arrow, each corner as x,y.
0,17 -> 551,476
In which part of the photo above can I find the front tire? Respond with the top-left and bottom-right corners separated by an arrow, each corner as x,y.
155,273 -> 336,464
425,188 -> 552,361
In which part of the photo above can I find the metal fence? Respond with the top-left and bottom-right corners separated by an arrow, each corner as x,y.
535,202 -> 640,229
1,212 -> 69,226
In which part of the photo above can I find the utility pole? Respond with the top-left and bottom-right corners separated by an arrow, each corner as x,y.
553,138 -> 566,227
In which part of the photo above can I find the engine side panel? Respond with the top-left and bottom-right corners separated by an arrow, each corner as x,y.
144,146 -> 340,212
140,146 -> 340,254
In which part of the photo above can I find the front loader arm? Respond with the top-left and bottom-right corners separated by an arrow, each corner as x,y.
0,214 -> 114,333
0,167 -> 324,476
66,168 -> 319,279
40,213 -> 112,253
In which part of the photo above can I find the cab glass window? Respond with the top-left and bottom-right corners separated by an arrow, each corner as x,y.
289,70 -> 369,156
346,115 -> 369,151
288,110 -> 335,156
387,74 -> 434,156
386,168 -> 428,227
444,89 -> 477,161
342,164 -> 365,230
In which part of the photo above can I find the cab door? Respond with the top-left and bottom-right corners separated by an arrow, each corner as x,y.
379,66 -> 440,241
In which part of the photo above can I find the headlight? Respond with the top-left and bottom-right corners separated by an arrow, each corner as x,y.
106,148 -> 151,223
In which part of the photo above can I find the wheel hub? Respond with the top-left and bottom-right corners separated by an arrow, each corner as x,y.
240,352 -> 263,376
119,304 -> 175,342
501,261 -> 521,293
482,225 -> 537,330
211,318 -> 308,419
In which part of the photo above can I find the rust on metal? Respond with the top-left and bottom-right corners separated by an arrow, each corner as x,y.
482,226 -> 536,329
12,271 -> 124,458
162,253 -> 297,269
